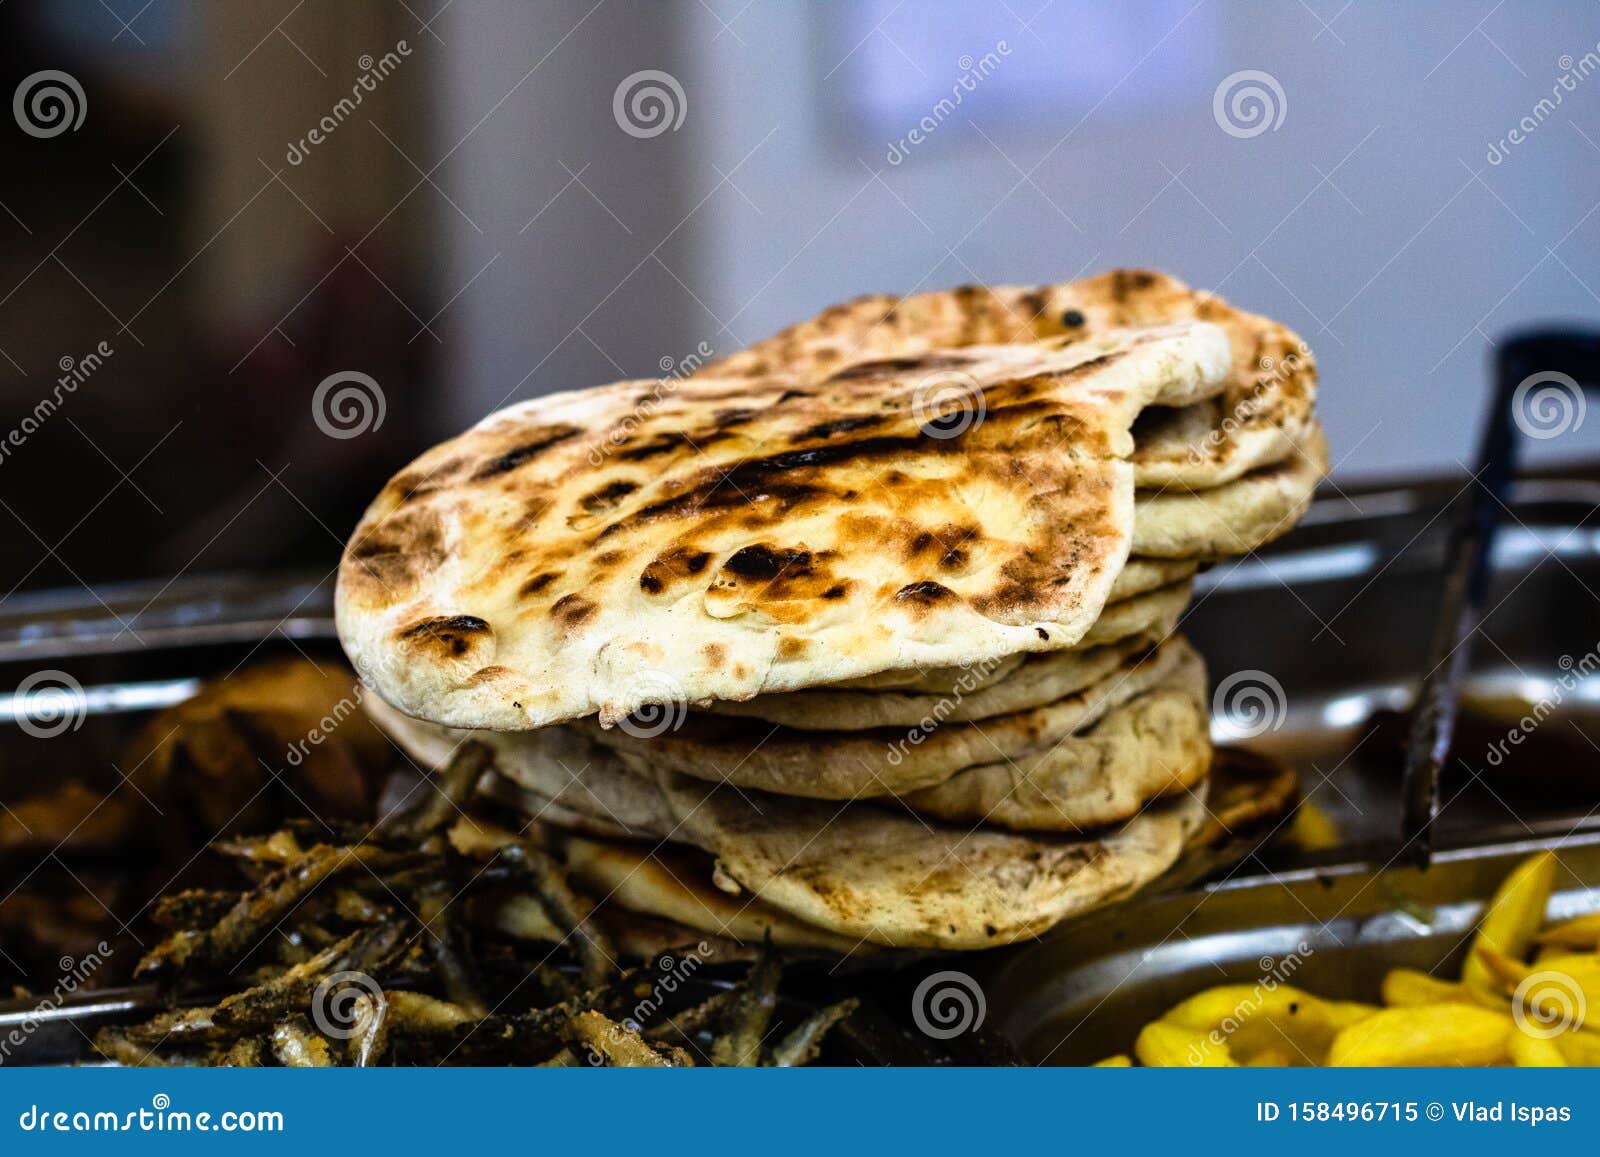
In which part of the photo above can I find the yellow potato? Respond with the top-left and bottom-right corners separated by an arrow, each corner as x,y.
1325,1000 -> 1380,1028
1091,1054 -> 1132,1067
1161,984 -> 1340,1064
1288,802 -> 1340,851
1380,967 -> 1495,1009
1135,1021 -> 1237,1067
1472,946 -> 1600,1034
1557,1031 -> 1600,1066
1244,1047 -> 1295,1067
1327,1005 -> 1513,1066
1473,945 -> 1532,994
1462,852 -> 1557,996
1510,1028 -> 1568,1067
1536,912 -> 1600,951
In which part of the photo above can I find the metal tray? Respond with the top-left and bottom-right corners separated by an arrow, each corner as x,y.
986,833 -> 1600,1064
2,478 -> 1598,1064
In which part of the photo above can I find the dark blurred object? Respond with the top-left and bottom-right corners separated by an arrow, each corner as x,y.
0,1 -> 436,593
0,655 -> 395,991
1401,330 -> 1600,866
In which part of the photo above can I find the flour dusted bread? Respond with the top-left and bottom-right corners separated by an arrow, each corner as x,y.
704,268 -> 1317,490
366,693 -> 1208,950
338,323 -> 1232,731
343,268 -> 1327,953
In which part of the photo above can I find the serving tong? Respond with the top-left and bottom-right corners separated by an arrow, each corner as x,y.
1401,329 -> 1600,867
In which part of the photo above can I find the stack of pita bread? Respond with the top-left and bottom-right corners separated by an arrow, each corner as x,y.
337,270 -> 1324,952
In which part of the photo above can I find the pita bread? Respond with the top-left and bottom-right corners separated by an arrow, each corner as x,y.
654,770 -> 1209,949
825,558 -> 1195,697
553,831 -> 869,953
370,694 -> 1210,948
337,323 -> 1233,731
703,269 -> 1317,490
703,631 -> 1167,731
1077,578 -> 1189,646
573,638 -> 1194,799
897,663 -> 1211,831
1133,425 -> 1327,559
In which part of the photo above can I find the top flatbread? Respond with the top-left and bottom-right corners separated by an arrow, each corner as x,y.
704,269 -> 1317,489
338,323 -> 1231,731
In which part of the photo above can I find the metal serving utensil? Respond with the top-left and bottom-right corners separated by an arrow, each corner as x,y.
1401,330 -> 1600,868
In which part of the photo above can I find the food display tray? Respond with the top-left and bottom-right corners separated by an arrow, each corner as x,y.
2,476 -> 1598,1064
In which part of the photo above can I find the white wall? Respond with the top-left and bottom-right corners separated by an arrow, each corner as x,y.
444,1 -> 1600,478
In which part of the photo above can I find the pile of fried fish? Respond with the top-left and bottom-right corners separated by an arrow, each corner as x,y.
339,269 -> 1326,956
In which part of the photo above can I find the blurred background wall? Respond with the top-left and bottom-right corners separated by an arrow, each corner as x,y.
2,0 -> 1598,592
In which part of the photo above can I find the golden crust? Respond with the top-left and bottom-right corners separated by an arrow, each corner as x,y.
337,324 -> 1232,730
704,268 -> 1317,489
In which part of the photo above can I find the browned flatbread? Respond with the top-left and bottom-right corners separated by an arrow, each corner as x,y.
384,697 -> 1209,951
337,324 -> 1232,731
704,268 -> 1316,489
